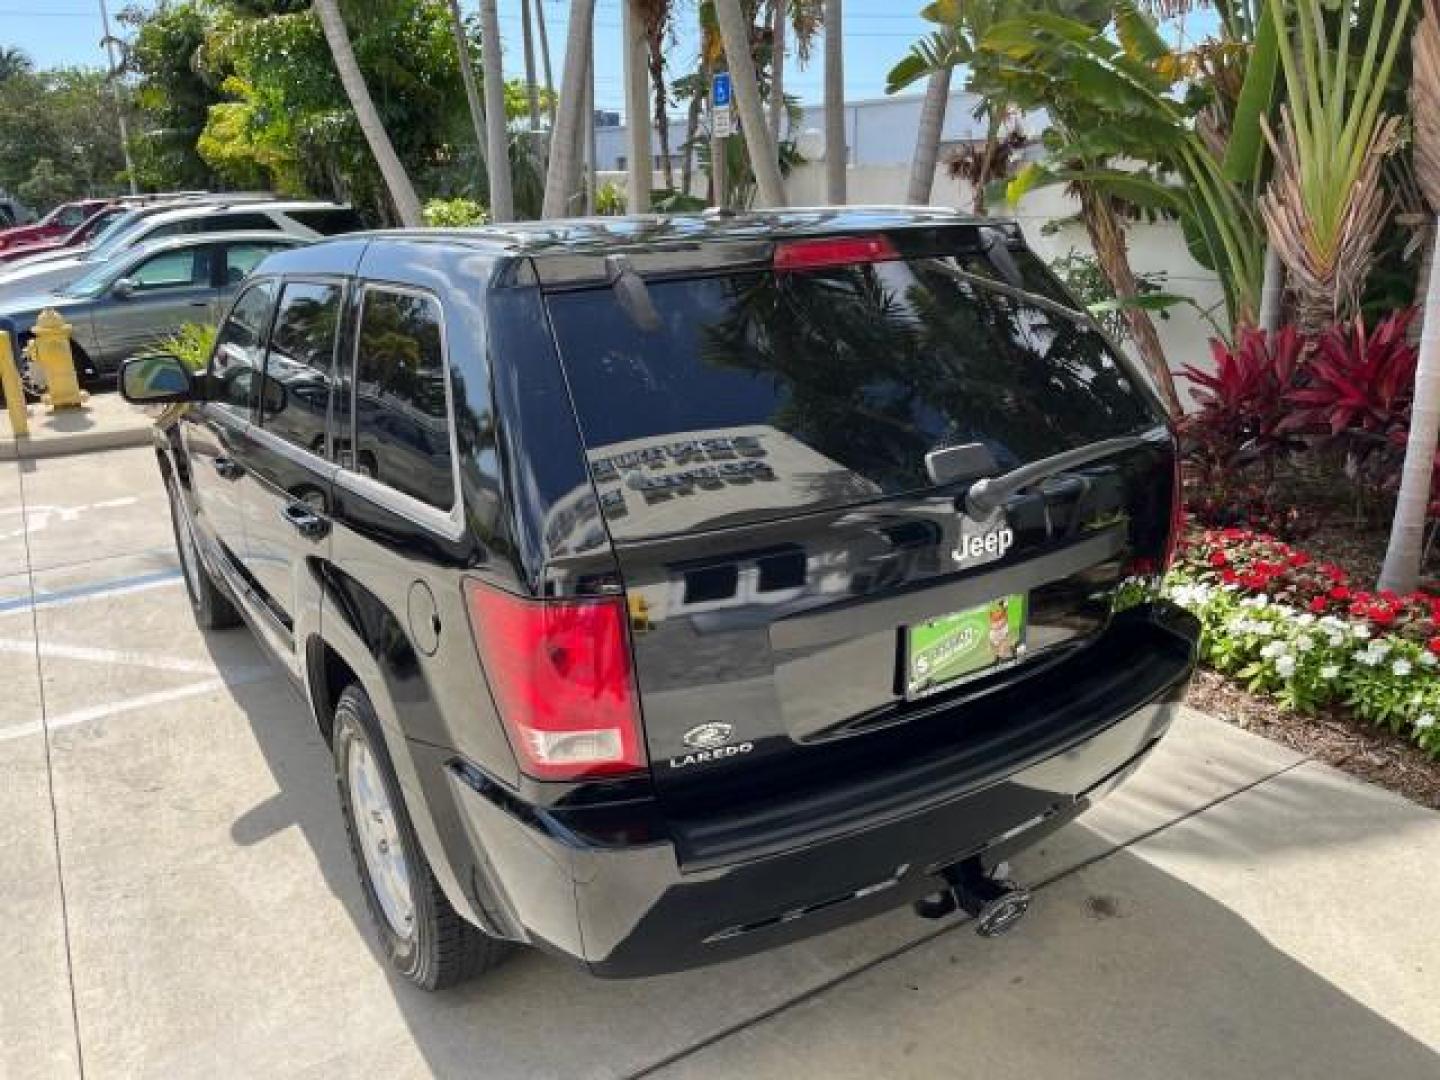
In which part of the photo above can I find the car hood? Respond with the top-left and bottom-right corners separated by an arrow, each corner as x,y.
0,292 -> 91,332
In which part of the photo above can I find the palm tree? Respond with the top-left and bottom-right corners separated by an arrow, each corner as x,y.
769,0 -> 785,143
0,46 -> 33,82
313,0 -> 422,226
533,0 -> 558,132
639,1 -> 677,191
713,0 -> 787,207
479,0 -> 514,222
624,0 -> 653,212
520,0 -> 543,133
1379,0 -> 1440,591
906,67 -> 951,205
823,0 -> 845,203
543,0 -> 598,218
445,0 -> 489,178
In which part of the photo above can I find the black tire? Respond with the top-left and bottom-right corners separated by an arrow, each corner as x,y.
165,474 -> 241,631
332,683 -> 506,989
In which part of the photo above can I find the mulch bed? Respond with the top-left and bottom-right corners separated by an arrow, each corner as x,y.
1185,668 -> 1440,810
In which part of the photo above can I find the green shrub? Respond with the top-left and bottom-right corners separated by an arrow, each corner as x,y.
422,197 -> 488,227
154,322 -> 217,372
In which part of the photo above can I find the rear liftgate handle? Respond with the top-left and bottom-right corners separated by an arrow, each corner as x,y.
281,502 -> 330,540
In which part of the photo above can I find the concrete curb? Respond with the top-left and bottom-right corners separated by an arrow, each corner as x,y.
1,394 -> 156,461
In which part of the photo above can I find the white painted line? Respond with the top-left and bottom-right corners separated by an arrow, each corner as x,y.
0,667 -> 276,743
0,573 -> 182,619
0,638 -> 224,675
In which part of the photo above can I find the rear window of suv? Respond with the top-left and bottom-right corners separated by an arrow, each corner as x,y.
545,246 -> 1161,538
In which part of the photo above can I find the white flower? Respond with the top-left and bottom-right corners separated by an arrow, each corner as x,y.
1296,613 -> 1317,627
1421,652 -> 1437,668
1353,625 -> 1371,640
1295,635 -> 1315,652
1393,659 -> 1413,678
1369,640 -> 1391,659
1327,633 -> 1346,648
1354,650 -> 1380,667
1417,714 -> 1436,731
1260,641 -> 1286,659
1320,664 -> 1340,680
1319,615 -> 1345,631
1275,655 -> 1297,678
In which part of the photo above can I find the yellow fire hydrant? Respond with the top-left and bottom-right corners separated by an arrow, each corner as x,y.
0,326 -> 29,437
29,308 -> 86,411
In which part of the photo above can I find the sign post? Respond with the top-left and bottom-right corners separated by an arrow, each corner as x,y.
710,71 -> 733,208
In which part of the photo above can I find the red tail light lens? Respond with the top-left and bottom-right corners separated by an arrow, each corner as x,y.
464,581 -> 645,781
774,235 -> 900,272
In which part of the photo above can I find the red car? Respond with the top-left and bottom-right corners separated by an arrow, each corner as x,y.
0,198 -> 113,253
0,204 -> 128,265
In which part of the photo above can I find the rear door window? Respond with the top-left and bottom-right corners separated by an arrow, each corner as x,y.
209,281 -> 276,418
545,251 -> 1159,538
348,287 -> 454,512
128,248 -> 210,291
259,281 -> 343,456
286,208 -> 365,236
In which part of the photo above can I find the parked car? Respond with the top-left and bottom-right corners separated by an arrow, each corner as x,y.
0,198 -> 114,252
0,199 -> 363,299
121,209 -> 1197,989
0,231 -> 307,382
0,204 -> 132,265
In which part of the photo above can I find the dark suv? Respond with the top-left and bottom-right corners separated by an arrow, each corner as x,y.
123,209 -> 1198,988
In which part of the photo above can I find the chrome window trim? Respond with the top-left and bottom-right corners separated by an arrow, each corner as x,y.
336,281 -> 466,544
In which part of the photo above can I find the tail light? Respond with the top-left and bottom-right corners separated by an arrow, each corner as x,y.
1162,448 -> 1185,571
464,580 -> 646,781
774,235 -> 899,272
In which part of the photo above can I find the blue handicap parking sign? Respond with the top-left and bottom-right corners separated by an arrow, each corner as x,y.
712,72 -> 732,108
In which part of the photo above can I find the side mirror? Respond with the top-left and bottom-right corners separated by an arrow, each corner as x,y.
120,353 -> 195,404
111,277 -> 137,300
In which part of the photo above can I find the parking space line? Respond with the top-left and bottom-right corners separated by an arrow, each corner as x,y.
0,667 -> 276,744
0,638 -> 227,675
0,569 -> 182,618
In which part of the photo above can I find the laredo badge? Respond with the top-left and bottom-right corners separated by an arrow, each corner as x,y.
670,721 -> 753,769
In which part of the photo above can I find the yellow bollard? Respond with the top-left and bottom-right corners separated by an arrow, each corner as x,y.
30,308 -> 86,411
0,327 -> 29,437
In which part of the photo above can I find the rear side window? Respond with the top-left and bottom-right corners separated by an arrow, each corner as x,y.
202,212 -> 279,232
546,254 -> 1159,537
286,208 -> 365,236
224,242 -> 285,284
350,288 -> 454,512
210,281 -> 276,417
259,282 -> 342,455
128,248 -> 210,290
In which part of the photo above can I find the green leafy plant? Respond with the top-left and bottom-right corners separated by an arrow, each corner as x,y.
153,322 -> 218,373
422,197 -> 488,227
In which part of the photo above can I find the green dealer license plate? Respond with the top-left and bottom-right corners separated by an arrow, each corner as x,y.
904,593 -> 1028,699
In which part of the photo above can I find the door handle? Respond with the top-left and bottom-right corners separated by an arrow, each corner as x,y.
281,502 -> 330,540
212,456 -> 244,480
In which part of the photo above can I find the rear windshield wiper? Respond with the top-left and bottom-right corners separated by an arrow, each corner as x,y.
963,428 -> 1168,520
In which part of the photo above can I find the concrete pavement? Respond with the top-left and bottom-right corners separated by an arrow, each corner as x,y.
2,445 -> 1438,1079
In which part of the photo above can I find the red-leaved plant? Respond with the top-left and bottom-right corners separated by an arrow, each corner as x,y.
1179,323 -> 1306,474
1283,308 -> 1418,443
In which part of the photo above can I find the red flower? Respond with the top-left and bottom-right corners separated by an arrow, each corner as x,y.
1370,607 -> 1397,626
1428,637 -> 1440,657
1321,564 -> 1347,582
1329,586 -> 1351,601
1288,552 -> 1311,567
1221,569 -> 1240,585
1308,596 -> 1328,614
1379,589 -> 1399,603
1209,551 -> 1229,568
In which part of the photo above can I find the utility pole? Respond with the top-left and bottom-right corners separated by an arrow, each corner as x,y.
98,0 -> 139,195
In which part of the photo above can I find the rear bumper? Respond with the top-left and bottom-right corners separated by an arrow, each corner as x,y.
426,601 -> 1198,977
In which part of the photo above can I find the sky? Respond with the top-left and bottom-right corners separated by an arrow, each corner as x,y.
3,1 -> 1218,116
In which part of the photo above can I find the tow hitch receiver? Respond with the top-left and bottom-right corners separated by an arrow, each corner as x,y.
913,860 -> 1033,938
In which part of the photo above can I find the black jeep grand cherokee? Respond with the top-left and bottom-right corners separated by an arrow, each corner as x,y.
123,208 -> 1198,988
